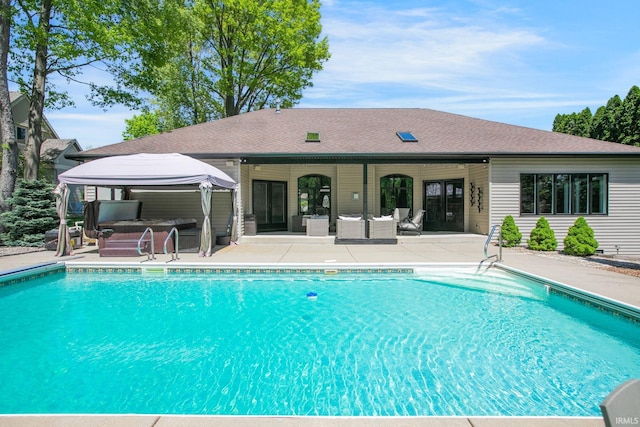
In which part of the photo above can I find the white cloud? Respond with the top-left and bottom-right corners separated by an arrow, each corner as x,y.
46,112 -> 131,123
299,1 -> 567,129
45,109 -> 133,149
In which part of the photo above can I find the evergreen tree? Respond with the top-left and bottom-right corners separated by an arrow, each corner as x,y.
500,215 -> 522,247
527,216 -> 557,251
563,217 -> 598,256
553,85 -> 640,146
618,86 -> 640,146
552,108 -> 592,138
590,95 -> 622,142
0,179 -> 58,246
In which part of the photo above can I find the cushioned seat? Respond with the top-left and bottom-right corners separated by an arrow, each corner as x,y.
398,210 -> 425,235
306,216 -> 329,236
337,216 -> 365,239
368,217 -> 397,239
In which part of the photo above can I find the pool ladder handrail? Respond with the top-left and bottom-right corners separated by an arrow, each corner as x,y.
163,227 -> 179,262
137,227 -> 155,262
484,224 -> 502,262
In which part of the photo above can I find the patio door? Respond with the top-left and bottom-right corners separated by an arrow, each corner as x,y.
253,180 -> 287,232
423,179 -> 464,231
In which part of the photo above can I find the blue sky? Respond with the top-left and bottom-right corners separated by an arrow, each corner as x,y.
35,0 -> 640,148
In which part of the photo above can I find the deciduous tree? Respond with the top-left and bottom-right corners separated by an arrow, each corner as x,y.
10,0 -> 183,180
134,0 -> 330,133
122,110 -> 164,140
0,0 -> 17,219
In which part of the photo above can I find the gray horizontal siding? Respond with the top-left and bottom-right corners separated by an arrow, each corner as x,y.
490,157 -> 640,255
131,190 -> 233,237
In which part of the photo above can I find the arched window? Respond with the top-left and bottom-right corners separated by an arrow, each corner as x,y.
298,174 -> 331,217
380,174 -> 413,216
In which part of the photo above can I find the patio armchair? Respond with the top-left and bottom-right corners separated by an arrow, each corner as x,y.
398,210 -> 425,235
393,208 -> 411,223
368,216 -> 397,239
337,215 -> 365,239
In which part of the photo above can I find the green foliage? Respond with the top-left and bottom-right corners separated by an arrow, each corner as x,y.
0,179 -> 58,246
527,216 -> 557,251
499,215 -> 522,247
137,0 -> 331,130
618,85 -> 640,146
552,107 -> 592,137
553,85 -> 640,146
123,110 -> 164,140
563,217 -> 598,256
10,0 -> 141,109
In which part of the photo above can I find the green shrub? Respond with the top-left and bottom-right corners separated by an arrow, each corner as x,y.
527,216 -> 557,251
0,179 -> 58,246
563,217 -> 598,256
500,215 -> 522,247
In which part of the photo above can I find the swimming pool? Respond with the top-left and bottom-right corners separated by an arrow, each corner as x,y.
0,265 -> 638,416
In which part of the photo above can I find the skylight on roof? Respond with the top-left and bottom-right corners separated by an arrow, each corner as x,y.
396,131 -> 418,142
305,132 -> 320,142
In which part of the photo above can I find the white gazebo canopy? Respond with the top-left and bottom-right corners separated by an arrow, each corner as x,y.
58,152 -> 237,189
55,153 -> 237,257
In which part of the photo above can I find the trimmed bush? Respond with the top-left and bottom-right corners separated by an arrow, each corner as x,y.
527,216 -> 557,251
500,215 -> 522,247
563,217 -> 598,256
0,179 -> 58,246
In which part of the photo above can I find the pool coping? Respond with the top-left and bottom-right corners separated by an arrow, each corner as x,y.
494,263 -> 640,323
0,414 -> 606,427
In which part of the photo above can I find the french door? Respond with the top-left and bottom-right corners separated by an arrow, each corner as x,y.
252,180 -> 288,232
423,179 -> 464,232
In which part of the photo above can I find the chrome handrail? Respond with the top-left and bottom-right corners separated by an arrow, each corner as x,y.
484,224 -> 502,262
137,227 -> 155,262
163,227 -> 179,262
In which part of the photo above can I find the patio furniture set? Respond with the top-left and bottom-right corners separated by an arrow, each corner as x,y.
301,209 -> 425,243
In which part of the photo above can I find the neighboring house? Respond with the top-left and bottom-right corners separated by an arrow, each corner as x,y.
10,91 -> 59,146
40,138 -> 84,214
72,108 -> 640,255
10,91 -> 84,214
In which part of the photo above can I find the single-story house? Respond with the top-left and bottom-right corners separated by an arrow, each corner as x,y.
70,108 -> 640,255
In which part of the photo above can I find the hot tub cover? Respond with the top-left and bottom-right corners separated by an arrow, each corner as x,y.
58,153 -> 237,189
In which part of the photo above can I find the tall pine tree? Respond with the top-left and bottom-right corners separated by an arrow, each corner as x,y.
553,85 -> 640,146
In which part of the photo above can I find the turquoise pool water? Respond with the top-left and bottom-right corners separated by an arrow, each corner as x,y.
0,267 -> 639,416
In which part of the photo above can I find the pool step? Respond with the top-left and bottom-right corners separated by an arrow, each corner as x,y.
100,238 -> 151,257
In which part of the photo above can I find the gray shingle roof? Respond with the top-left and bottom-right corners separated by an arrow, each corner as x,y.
77,108 -> 640,160
41,139 -> 79,161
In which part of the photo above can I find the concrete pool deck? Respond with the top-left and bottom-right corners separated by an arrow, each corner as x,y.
1,233 -> 638,427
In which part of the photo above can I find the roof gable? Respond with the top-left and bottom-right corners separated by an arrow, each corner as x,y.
41,139 -> 81,162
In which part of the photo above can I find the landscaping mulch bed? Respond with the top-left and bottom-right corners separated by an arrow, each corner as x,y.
509,246 -> 640,278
